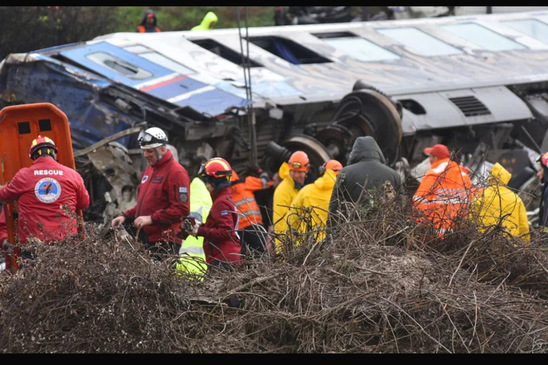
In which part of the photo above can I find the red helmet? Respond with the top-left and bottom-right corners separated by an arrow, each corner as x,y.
288,151 -> 309,172
29,135 -> 58,159
538,152 -> 548,168
201,157 -> 233,179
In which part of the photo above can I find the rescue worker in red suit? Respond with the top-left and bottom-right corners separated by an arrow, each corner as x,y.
179,157 -> 242,268
230,169 -> 272,255
136,9 -> 161,33
0,136 -> 90,261
112,127 -> 190,258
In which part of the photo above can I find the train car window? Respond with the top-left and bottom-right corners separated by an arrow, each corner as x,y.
442,23 -> 525,51
85,52 -> 152,80
190,39 -> 262,67
378,27 -> 463,56
313,32 -> 400,62
124,45 -> 196,75
503,19 -> 548,45
247,36 -> 332,65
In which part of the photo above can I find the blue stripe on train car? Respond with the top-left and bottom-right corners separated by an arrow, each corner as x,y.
60,41 -> 250,116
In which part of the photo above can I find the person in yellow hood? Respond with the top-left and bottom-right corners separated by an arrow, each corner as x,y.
272,151 -> 309,252
191,11 -> 218,31
470,162 -> 530,242
289,159 -> 342,243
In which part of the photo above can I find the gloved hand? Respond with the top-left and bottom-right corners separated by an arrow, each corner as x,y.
2,239 -> 13,255
259,170 -> 270,182
181,218 -> 201,237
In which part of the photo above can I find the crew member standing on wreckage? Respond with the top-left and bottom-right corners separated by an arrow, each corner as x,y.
0,136 -> 90,261
112,127 -> 190,258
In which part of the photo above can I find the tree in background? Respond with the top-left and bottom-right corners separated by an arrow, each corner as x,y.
0,6 -> 275,61
0,7 -> 119,61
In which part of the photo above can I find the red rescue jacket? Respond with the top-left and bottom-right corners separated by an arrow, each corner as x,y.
198,185 -> 241,265
123,149 -> 190,243
0,156 -> 90,244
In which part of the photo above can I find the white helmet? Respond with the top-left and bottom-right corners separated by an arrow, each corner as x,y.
138,127 -> 168,149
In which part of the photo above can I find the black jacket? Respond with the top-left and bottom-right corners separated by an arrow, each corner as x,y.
328,136 -> 403,218
539,165 -> 548,228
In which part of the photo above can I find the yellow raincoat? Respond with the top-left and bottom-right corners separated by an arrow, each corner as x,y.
470,163 -> 530,242
289,169 -> 337,243
273,162 -> 302,249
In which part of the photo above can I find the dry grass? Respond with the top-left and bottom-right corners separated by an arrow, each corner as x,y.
1,189 -> 548,353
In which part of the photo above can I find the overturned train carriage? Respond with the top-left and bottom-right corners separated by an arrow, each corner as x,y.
1,10 -> 548,219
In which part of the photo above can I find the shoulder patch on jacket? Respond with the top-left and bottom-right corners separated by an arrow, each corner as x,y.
177,185 -> 188,203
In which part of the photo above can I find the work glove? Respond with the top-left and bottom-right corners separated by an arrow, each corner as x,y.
259,170 -> 270,182
181,217 -> 201,237
2,239 -> 13,255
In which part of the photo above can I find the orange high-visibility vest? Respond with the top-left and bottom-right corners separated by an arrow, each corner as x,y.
413,158 -> 472,236
231,172 -> 271,230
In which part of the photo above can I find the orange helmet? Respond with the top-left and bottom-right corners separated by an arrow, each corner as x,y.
29,135 -> 58,160
288,151 -> 309,172
230,170 -> 240,182
200,157 -> 233,179
320,159 -> 343,175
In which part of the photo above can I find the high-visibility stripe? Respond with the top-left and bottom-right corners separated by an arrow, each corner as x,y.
180,246 -> 205,255
234,197 -> 255,207
239,209 -> 262,218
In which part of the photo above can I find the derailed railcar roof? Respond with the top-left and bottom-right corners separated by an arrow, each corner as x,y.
88,10 -> 548,132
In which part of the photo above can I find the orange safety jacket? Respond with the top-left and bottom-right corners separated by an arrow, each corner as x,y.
137,25 -> 161,33
412,157 -> 472,236
231,172 -> 272,230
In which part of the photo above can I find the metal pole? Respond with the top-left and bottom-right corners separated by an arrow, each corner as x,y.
237,7 -> 258,166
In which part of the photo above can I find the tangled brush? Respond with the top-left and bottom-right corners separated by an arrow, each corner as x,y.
1,189 -> 548,353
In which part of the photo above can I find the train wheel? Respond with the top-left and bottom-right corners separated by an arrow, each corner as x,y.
281,134 -> 332,177
331,88 -> 402,164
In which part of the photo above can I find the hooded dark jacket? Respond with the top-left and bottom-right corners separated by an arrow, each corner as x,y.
539,165 -> 548,231
136,9 -> 161,33
328,136 -> 403,218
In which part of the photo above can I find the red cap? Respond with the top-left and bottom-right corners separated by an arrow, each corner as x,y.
424,144 -> 450,159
